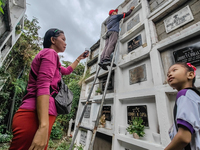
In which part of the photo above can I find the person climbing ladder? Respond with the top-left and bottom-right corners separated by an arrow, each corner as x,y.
99,5 -> 135,70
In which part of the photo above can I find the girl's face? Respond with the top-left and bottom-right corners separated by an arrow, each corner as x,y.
52,33 -> 67,53
167,64 -> 192,91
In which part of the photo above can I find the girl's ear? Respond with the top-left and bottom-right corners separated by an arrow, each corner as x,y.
187,71 -> 195,80
50,37 -> 56,44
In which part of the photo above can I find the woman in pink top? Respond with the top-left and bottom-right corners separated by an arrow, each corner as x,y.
9,28 -> 89,150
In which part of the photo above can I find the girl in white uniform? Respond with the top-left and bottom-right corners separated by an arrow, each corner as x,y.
165,62 -> 200,150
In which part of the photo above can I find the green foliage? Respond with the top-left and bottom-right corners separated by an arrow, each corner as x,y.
0,125 -> 6,134
6,16 -> 41,80
67,79 -> 81,120
56,142 -> 70,150
95,87 -> 102,94
47,139 -> 84,150
126,117 -> 145,137
0,132 -> 13,143
0,143 -> 9,150
48,139 -> 56,148
50,122 -> 63,140
74,144 -> 84,150
0,16 -> 41,134
0,66 -> 9,78
0,2 -> 3,14
48,139 -> 70,149
0,0 -> 6,14
12,79 -> 27,95
62,61 -> 85,85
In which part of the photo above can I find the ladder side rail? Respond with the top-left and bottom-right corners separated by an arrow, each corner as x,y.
89,20 -> 123,150
69,67 -> 101,150
88,39 -> 119,150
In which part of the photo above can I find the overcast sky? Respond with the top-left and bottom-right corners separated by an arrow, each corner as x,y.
25,0 -> 123,63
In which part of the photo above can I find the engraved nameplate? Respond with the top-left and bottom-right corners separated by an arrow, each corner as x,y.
127,105 -> 149,127
129,64 -> 147,85
84,105 -> 91,118
128,34 -> 142,53
102,106 -> 111,121
127,14 -> 140,31
80,130 -> 87,145
173,42 -> 200,66
164,5 -> 194,33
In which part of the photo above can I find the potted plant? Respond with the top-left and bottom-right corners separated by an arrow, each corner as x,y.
126,117 -> 145,139
95,87 -> 102,95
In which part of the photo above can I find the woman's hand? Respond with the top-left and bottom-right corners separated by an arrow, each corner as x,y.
77,51 -> 89,60
70,51 -> 89,69
28,126 -> 48,150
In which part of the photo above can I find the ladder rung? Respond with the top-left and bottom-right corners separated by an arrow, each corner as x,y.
94,81 -> 106,85
84,101 -> 101,104
79,125 -> 93,132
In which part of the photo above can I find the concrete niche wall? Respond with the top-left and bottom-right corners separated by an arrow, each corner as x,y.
85,81 -> 96,98
160,35 -> 200,84
118,97 -> 159,143
78,103 -> 90,127
148,0 -> 168,12
120,30 -> 147,57
91,99 -> 114,130
155,0 -> 200,41
120,141 -> 148,150
119,59 -> 153,93
120,9 -> 143,36
101,103 -> 113,129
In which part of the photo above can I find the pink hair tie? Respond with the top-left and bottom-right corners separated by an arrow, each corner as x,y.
187,63 -> 196,76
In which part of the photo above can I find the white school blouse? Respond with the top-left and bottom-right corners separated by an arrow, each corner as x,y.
169,89 -> 200,150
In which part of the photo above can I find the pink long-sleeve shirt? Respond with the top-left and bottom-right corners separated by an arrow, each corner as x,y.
20,48 -> 73,116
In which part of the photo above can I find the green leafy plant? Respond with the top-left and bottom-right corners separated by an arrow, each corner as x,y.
0,125 -> 6,134
0,15 -> 41,135
74,144 -> 84,150
50,122 -> 63,140
48,139 -> 55,148
0,143 -> 9,150
0,0 -> 4,14
126,117 -> 145,137
48,139 -> 59,148
95,87 -> 102,94
0,131 -> 13,143
56,141 -> 70,150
